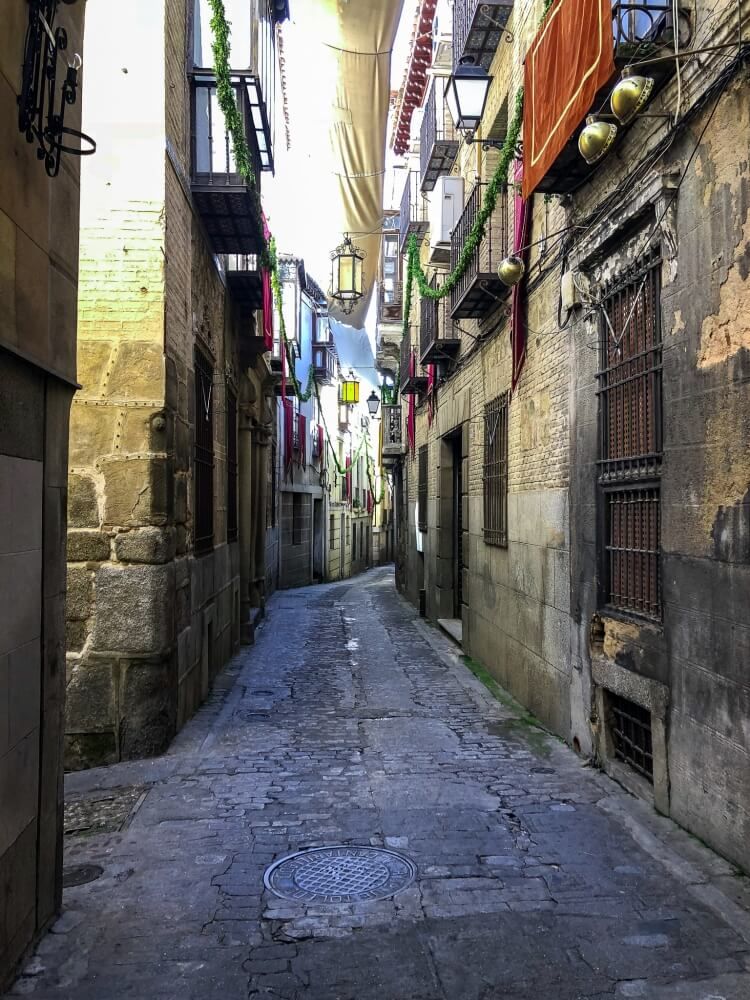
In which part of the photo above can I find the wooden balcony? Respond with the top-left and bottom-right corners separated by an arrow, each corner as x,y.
450,182 -> 510,319
312,342 -> 335,384
190,74 -> 264,255
420,79 -> 459,193
399,171 -> 429,256
420,277 -> 461,366
381,405 -> 406,464
400,327 -> 428,396
536,1 -> 691,193
453,0 -> 515,71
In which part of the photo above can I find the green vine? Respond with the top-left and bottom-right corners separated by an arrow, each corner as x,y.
207,0 -> 256,185
402,87 -> 525,334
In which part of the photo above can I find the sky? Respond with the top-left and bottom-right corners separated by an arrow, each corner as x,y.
262,0 -> 416,343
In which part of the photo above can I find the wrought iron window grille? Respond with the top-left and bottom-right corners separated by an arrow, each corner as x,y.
483,393 -> 509,547
608,692 -> 654,783
18,0 -> 96,177
596,249 -> 663,620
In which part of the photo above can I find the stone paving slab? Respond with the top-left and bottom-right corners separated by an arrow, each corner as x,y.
5,567 -> 750,999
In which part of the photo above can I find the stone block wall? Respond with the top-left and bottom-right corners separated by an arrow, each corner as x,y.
64,0 -> 252,769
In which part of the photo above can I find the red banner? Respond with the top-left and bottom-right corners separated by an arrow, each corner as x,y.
298,414 -> 307,468
407,349 -> 416,455
283,398 -> 294,476
523,0 -> 615,199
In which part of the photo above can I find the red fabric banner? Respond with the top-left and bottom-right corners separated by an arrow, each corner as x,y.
511,160 -> 530,392
282,398 -> 294,475
298,414 -> 307,468
367,490 -> 373,515
261,213 -> 273,351
317,424 -> 324,465
523,0 -> 615,199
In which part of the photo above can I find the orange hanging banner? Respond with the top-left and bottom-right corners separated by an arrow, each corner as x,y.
522,0 -> 615,199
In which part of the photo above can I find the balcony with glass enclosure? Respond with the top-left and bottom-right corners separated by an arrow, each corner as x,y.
190,75 -> 264,254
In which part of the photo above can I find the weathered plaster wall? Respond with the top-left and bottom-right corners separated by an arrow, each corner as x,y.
569,77 -> 750,869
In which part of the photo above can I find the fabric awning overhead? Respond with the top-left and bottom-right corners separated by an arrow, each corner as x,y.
283,0 -> 405,330
522,0 -> 614,199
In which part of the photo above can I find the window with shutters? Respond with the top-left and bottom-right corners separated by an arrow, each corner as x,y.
194,348 -> 214,553
597,248 -> 662,620
483,393 -> 508,547
417,445 -> 428,532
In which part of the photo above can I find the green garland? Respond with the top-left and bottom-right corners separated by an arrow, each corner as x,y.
402,87 -> 525,334
208,0 -> 256,185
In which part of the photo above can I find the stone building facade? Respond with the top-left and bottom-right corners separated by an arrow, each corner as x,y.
65,0 -> 286,769
1,1 -> 87,985
389,0 -> 750,868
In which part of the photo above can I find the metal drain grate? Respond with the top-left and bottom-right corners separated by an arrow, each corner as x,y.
264,846 -> 417,903
63,864 -> 103,888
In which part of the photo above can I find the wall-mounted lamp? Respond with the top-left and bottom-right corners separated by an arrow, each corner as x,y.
18,0 -> 96,177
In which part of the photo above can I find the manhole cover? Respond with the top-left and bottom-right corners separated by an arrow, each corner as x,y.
63,864 -> 103,888
264,845 -> 417,903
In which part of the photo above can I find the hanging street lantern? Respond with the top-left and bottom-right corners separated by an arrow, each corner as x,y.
330,234 -> 366,314
445,57 -> 492,135
340,372 -> 360,405
578,116 -> 618,165
610,68 -> 655,124
497,256 -> 526,287
366,389 -> 381,417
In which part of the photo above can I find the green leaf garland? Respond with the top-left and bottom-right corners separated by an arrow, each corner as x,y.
402,87 -> 525,335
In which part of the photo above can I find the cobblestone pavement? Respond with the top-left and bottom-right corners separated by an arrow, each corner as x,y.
8,567 -> 750,999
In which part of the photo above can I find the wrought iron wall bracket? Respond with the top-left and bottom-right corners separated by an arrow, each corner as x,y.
17,0 -> 96,177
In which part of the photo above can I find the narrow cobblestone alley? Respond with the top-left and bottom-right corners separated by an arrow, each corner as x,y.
8,568 -> 750,1000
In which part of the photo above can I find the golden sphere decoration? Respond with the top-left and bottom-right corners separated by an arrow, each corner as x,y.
610,68 -> 654,124
497,255 -> 525,286
578,116 -> 618,165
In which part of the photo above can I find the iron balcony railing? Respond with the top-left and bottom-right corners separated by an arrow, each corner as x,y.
612,1 -> 691,60
420,78 -> 459,192
420,276 -> 461,365
399,171 -> 429,256
450,182 -> 510,319
453,0 -> 514,71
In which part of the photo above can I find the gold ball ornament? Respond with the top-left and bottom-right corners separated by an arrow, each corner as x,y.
578,116 -> 618,165
497,255 -> 525,286
610,69 -> 654,124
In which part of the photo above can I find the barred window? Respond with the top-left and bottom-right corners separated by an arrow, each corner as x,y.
193,348 -> 214,554
226,388 -> 238,542
417,444 -> 428,532
483,393 -> 508,547
597,249 -> 662,619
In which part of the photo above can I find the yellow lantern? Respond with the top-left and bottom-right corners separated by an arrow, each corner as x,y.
339,378 -> 360,404
330,235 -> 366,314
